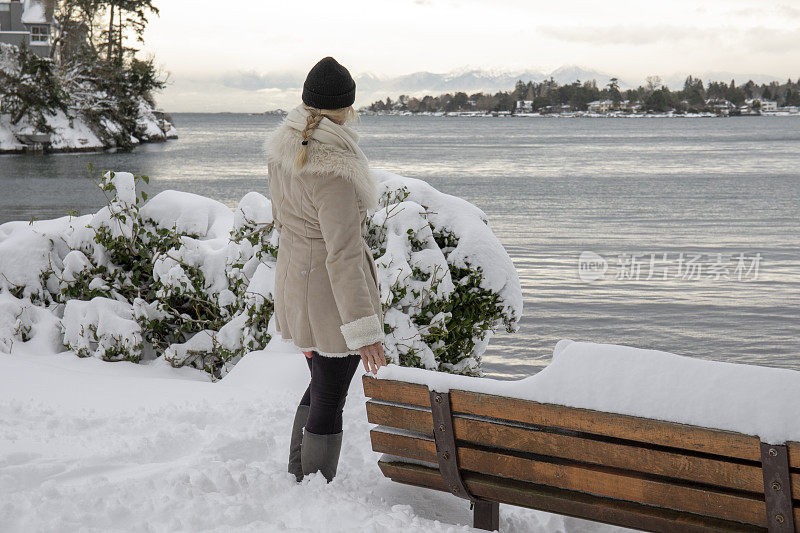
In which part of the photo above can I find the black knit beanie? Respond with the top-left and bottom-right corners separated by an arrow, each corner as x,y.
302,56 -> 356,109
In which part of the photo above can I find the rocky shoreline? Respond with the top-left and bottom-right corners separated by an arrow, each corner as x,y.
0,107 -> 178,155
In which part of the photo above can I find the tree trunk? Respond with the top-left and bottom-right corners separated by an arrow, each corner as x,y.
46,0 -> 58,61
117,13 -> 123,63
11,107 -> 27,125
106,4 -> 114,61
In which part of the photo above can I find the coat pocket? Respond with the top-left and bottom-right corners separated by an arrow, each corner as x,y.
364,246 -> 378,287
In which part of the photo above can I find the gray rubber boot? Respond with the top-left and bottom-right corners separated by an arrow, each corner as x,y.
301,429 -> 343,482
288,405 -> 310,482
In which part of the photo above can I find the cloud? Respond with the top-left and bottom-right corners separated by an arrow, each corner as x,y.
776,4 -> 800,19
537,25 -> 717,45
741,26 -> 800,54
220,71 -> 303,91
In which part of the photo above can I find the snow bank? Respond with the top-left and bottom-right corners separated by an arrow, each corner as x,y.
43,110 -> 104,151
0,342 -> 616,532
0,125 -> 24,152
377,339 -> 800,444
136,100 -> 168,141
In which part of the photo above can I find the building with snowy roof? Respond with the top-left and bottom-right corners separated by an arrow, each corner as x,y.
0,0 -> 52,58
587,99 -> 614,113
760,99 -> 778,113
515,100 -> 534,113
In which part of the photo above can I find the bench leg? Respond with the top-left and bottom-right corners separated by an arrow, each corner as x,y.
473,500 -> 499,531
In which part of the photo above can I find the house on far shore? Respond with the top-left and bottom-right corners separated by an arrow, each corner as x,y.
516,100 -> 534,113
760,100 -> 778,113
618,99 -> 641,113
744,98 -> 778,115
0,0 -> 52,58
587,99 -> 614,113
706,98 -> 733,115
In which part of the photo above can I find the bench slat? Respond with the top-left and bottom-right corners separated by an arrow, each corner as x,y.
371,428 -> 770,527
367,400 -> 800,500
377,459 -> 766,533
363,376 -> 800,469
790,442 -> 800,470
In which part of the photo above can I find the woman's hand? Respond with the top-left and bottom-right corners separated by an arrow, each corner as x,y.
358,341 -> 386,375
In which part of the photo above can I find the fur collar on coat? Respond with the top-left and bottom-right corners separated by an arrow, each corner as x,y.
265,124 -> 380,211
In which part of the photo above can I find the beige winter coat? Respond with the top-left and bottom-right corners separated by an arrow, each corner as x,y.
265,123 -> 384,357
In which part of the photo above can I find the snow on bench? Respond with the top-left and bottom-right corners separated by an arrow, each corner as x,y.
363,340 -> 800,532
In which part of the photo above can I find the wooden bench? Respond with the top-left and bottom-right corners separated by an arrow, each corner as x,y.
363,375 -> 799,532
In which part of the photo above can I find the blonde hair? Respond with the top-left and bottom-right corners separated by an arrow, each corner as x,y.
294,104 -> 359,171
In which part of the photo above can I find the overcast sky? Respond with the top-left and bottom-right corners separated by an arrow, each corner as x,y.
141,0 -> 800,112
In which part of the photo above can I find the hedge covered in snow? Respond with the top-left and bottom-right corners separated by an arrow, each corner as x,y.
0,170 -> 522,378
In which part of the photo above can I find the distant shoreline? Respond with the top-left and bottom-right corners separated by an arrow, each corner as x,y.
113,110 -> 800,118
358,110 -> 800,119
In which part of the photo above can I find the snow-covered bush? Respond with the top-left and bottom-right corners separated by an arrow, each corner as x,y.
54,170 -> 273,377
0,291 -> 61,354
62,297 -> 143,361
0,169 -> 521,378
368,170 -> 521,375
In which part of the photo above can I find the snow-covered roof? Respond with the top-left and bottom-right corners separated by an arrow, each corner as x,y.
21,0 -> 48,24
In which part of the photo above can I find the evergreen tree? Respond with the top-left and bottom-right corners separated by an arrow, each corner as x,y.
606,77 -> 621,103
645,88 -> 669,112
0,43 -> 68,130
786,88 -> 800,106
452,91 -> 468,110
513,79 -> 526,101
102,0 -> 159,63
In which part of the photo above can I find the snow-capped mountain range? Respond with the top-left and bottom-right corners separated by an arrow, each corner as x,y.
220,65 -> 620,95
221,65 -> 786,96
351,66 -> 785,95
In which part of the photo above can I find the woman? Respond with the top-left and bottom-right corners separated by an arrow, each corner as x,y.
265,56 -> 386,484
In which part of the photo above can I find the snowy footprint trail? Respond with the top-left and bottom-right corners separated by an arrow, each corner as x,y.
0,341 -> 621,533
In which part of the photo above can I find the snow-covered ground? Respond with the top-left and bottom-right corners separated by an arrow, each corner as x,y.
0,341 -> 628,533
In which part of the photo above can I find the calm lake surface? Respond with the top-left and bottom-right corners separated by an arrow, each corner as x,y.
1,114 -> 798,379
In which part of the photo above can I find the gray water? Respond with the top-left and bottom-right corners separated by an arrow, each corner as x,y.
1,114 -> 798,379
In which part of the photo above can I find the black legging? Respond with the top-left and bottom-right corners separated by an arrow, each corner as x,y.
299,351 -> 362,435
